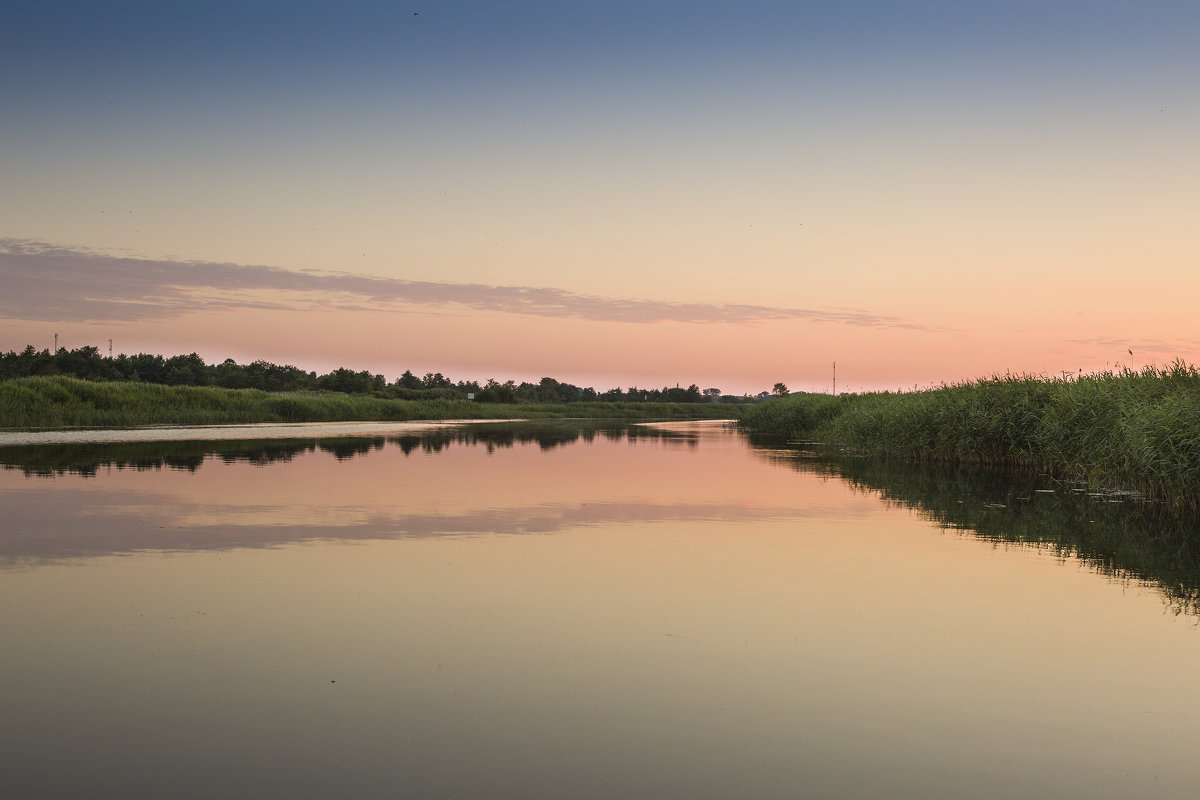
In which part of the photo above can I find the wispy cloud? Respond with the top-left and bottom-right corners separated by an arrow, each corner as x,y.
0,239 -> 932,329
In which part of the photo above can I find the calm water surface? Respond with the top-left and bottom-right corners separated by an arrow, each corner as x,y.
3,420 -> 1200,799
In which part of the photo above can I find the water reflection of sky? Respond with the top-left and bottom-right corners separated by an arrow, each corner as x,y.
0,421 -> 877,563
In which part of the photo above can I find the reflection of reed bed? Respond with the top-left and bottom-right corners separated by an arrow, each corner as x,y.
0,376 -> 738,428
755,443 -> 1200,617
740,361 -> 1200,509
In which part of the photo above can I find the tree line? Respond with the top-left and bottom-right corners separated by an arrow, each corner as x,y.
0,345 -> 766,404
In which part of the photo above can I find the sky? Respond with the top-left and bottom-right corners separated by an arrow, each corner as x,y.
2,0 -> 1197,394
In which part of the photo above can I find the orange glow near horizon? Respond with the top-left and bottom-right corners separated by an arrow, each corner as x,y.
3,3 -> 1198,393
2,298 -> 1193,396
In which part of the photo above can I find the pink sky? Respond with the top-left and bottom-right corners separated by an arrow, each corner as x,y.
3,2 -> 1198,394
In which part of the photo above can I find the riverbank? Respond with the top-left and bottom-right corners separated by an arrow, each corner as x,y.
739,362 -> 1200,509
0,375 -> 740,428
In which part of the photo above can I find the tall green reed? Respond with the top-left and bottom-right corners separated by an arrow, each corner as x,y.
739,361 -> 1200,508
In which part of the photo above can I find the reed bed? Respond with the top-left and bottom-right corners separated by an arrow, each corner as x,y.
739,362 -> 1200,509
0,376 -> 738,429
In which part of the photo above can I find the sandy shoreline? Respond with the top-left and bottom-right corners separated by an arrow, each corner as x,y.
0,419 -> 518,447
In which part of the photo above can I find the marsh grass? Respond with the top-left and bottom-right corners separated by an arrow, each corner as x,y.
0,376 -> 739,429
739,361 -> 1200,509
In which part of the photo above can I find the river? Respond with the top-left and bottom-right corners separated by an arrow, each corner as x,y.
2,419 -> 1199,798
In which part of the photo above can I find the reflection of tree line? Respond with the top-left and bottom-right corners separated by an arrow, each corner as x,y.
0,422 -> 699,477
749,435 -> 1200,617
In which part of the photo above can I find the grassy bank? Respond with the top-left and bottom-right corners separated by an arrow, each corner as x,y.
0,375 -> 739,428
739,362 -> 1200,508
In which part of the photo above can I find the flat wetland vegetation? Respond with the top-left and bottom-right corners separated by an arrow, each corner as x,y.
0,375 -> 739,429
740,361 -> 1200,510
8,365 -> 1200,510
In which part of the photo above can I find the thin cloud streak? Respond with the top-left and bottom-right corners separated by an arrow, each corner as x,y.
0,239 -> 933,329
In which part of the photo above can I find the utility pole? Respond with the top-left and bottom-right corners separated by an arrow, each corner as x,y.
108,339 -> 113,359
54,332 -> 58,353
833,361 -> 836,396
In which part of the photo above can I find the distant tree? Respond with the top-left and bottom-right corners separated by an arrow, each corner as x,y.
241,360 -> 270,390
0,343 -> 756,409
397,370 -> 423,390
772,382 -> 790,397
537,377 -> 562,403
317,367 -> 385,394
163,353 -> 208,386
1,345 -> 57,379
259,361 -> 315,391
476,378 -> 517,403
55,346 -> 119,381
662,386 -> 689,403
128,353 -> 168,384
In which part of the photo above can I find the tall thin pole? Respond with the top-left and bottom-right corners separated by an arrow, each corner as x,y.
54,332 -> 58,353
832,362 -> 836,396
108,339 -> 113,359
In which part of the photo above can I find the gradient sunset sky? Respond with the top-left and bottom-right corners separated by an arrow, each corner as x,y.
2,1 -> 1197,394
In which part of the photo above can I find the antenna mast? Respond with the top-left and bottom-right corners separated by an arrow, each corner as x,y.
833,362 -> 836,396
